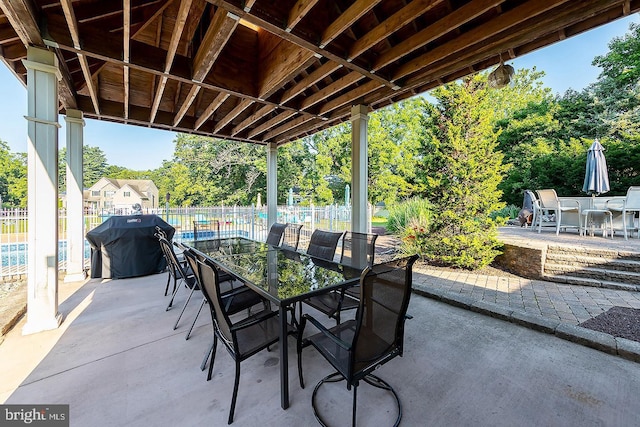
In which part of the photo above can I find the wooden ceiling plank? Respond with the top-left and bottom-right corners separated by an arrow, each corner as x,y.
214,98 -> 255,132
279,61 -> 342,104
318,80 -> 384,115
286,0 -> 320,32
247,110 -> 296,138
150,0 -> 193,122
348,0 -> 443,60
243,0 -> 258,12
320,0 -> 382,48
264,113 -> 316,140
258,38 -> 316,100
392,0 -> 570,82
208,0 -> 396,89
299,71 -> 364,110
60,0 -> 100,114
373,0 -> 504,72
232,104 -> 277,136
0,26 -> 21,44
193,8 -> 239,82
173,84 -> 201,126
195,91 -> 229,129
0,0 -> 77,108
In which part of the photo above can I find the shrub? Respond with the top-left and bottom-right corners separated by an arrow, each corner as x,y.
386,198 -> 433,234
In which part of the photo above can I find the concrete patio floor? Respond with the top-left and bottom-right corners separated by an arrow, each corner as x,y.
1,272 -> 640,426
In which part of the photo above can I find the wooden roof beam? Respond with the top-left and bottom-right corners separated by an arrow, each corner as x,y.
279,60 -> 342,104
232,104 -> 277,136
173,84 -> 200,126
195,91 -> 229,130
0,0 -> 77,109
214,98 -> 254,132
123,0 -> 131,119
299,71 -> 364,111
317,80 -> 383,115
392,0 -> 571,82
348,0 -> 443,61
60,0 -> 101,114
264,113 -> 317,141
150,0 -> 193,123
247,110 -> 296,139
286,0 -> 320,32
320,0 -> 381,48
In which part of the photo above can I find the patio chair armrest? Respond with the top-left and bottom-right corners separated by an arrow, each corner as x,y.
605,200 -> 625,210
558,199 -> 580,209
300,313 -> 352,351
230,309 -> 278,331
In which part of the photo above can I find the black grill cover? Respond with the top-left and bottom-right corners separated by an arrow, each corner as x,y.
86,214 -> 175,279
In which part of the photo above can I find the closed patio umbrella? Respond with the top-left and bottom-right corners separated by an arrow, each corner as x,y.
582,139 -> 610,198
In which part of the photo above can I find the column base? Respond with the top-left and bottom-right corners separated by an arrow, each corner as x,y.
64,272 -> 86,283
22,312 -> 63,335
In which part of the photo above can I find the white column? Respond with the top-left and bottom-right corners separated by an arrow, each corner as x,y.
267,142 -> 278,228
351,105 -> 369,233
22,47 -> 62,334
64,109 -> 85,282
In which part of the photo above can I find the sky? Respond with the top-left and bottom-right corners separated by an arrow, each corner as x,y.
0,14 -> 638,171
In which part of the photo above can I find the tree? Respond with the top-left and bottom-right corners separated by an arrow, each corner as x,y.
415,74 -> 507,269
59,145 -> 109,192
0,140 -> 27,207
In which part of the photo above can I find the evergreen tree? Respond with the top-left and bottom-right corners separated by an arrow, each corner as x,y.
416,74 -> 507,269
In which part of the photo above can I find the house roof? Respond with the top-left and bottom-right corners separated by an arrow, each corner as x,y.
1,1 -> 637,146
92,178 -> 156,195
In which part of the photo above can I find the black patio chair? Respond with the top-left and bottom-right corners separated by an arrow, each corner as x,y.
306,229 -> 344,260
197,257 -> 285,425
296,255 -> 418,427
180,247 -> 266,340
266,222 -> 287,246
155,226 -> 184,296
301,232 -> 377,324
157,235 -> 195,309
282,223 -> 303,251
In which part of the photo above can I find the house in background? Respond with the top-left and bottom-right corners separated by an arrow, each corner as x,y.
84,178 -> 159,213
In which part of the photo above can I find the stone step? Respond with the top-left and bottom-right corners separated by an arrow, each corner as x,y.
541,273 -> 640,292
544,253 -> 640,273
544,262 -> 640,285
546,245 -> 640,262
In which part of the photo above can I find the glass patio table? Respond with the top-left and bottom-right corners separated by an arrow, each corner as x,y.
188,237 -> 362,410
181,236 -> 274,257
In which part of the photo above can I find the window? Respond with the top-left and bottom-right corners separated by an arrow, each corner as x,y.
124,191 -> 131,197
104,191 -> 115,198
91,191 -> 100,196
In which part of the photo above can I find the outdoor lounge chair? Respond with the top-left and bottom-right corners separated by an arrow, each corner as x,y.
606,186 -> 640,239
535,189 -> 581,235
297,255 -> 418,427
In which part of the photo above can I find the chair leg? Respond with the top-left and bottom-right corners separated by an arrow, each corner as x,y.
164,272 -> 171,296
173,286 -> 197,330
186,297 -> 206,340
201,337 -> 214,371
228,360 -> 241,424
352,382 -> 358,427
166,277 -> 183,311
207,335 -> 217,380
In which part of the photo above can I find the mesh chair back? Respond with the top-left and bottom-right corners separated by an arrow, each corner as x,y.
197,258 -> 235,350
157,235 -> 185,279
625,186 -> 640,209
307,229 -> 344,260
536,189 -> 560,210
352,255 -> 418,375
282,223 -> 303,250
341,232 -> 377,268
266,222 -> 286,246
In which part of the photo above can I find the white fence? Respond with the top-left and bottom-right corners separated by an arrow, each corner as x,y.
1,205 -> 360,279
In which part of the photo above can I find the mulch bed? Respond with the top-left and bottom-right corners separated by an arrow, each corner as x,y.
579,307 -> 640,343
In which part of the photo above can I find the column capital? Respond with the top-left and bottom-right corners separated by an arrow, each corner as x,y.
64,109 -> 85,126
350,104 -> 369,122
